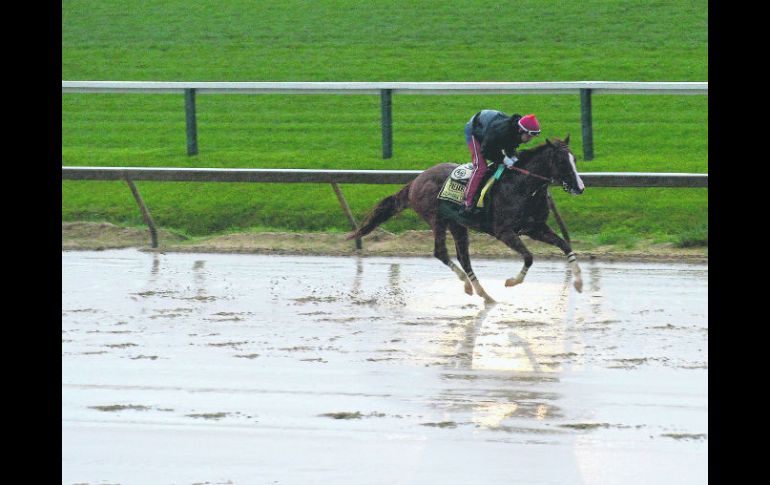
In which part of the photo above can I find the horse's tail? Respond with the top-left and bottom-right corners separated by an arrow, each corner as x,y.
347,182 -> 412,240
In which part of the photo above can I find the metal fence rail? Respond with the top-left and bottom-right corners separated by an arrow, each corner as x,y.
61,81 -> 708,160
62,166 -> 708,187
61,81 -> 709,95
62,166 -> 708,249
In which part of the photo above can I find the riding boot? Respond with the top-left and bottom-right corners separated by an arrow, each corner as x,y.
463,166 -> 487,213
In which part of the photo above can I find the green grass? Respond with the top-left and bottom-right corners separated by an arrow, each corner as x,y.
62,0 -> 708,246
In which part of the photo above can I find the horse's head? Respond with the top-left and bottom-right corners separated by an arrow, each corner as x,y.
545,135 -> 585,195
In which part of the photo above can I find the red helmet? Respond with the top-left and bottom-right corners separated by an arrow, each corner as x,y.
518,114 -> 541,135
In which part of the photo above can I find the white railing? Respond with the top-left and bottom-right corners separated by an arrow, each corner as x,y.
62,80 -> 707,95
62,80 -> 708,159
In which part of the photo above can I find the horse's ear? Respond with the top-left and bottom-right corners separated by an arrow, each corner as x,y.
564,134 -> 570,145
545,138 -> 553,147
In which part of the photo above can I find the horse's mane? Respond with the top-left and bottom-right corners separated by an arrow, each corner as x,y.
518,138 -> 566,161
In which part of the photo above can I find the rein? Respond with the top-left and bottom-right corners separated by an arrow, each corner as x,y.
509,165 -> 554,184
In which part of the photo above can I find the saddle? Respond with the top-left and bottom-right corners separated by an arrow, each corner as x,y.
437,163 -> 505,231
437,162 -> 505,208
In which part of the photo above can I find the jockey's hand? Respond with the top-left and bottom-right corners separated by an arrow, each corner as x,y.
503,155 -> 518,168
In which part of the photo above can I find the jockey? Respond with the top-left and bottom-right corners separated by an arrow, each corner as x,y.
462,110 -> 541,212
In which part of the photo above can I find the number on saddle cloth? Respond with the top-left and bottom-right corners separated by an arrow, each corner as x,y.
449,163 -> 474,182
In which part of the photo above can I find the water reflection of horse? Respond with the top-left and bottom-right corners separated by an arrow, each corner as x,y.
348,137 -> 586,304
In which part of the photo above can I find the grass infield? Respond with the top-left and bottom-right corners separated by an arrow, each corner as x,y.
62,0 -> 707,248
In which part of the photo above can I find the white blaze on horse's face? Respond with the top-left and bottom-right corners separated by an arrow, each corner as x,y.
567,152 -> 585,195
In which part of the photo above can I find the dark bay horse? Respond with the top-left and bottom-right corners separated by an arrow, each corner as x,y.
348,136 -> 585,304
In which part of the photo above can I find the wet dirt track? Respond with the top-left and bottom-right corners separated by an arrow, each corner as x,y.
62,250 -> 707,485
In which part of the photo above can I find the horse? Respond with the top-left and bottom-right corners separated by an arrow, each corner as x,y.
347,136 -> 586,304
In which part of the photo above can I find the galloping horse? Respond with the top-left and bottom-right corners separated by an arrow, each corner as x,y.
348,136 -> 586,304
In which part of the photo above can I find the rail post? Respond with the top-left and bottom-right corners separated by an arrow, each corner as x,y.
580,88 -> 594,161
331,183 -> 362,250
380,89 -> 393,159
125,179 -> 158,248
184,88 -> 199,156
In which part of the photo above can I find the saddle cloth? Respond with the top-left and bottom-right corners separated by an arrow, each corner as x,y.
437,163 -> 474,204
437,163 -> 504,207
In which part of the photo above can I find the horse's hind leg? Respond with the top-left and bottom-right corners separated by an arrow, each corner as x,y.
432,220 -> 475,296
524,223 -> 583,292
495,230 -> 534,288
449,222 -> 495,304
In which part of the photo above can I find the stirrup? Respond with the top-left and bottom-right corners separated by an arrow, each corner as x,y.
461,204 -> 478,215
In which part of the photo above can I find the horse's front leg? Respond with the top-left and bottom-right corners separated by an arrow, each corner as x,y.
494,230 -> 533,288
432,220 -> 475,296
449,222 -> 495,304
524,223 -> 583,292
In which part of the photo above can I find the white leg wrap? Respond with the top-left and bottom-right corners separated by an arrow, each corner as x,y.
505,265 -> 529,288
517,266 -> 529,280
567,252 -> 583,292
566,252 -> 580,273
449,262 -> 474,295
449,262 -> 466,280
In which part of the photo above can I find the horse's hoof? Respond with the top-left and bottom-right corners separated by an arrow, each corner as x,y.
483,296 -> 497,305
574,280 -> 583,293
505,277 -> 522,287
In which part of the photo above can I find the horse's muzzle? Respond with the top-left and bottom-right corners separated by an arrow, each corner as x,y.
563,182 -> 584,195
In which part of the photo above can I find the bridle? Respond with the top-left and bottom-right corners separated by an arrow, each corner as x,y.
507,146 -> 577,194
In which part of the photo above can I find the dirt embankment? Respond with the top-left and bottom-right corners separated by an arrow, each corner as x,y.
62,221 -> 708,263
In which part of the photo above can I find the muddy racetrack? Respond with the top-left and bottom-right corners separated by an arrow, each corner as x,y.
62,249 -> 707,485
